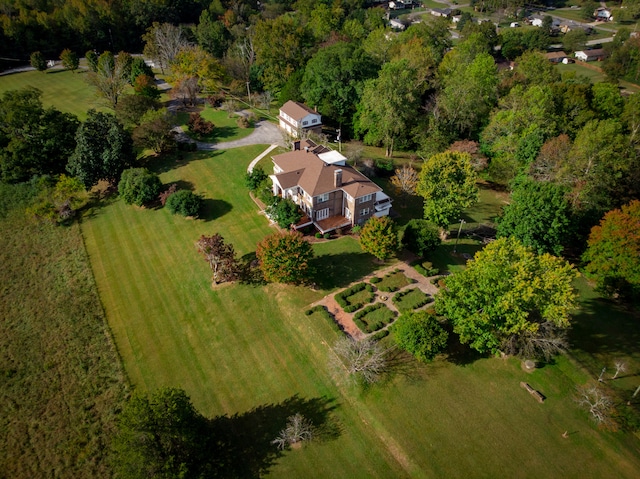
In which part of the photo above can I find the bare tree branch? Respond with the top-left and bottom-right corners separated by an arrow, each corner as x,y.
329,338 -> 390,385
271,413 -> 314,450
576,385 -> 616,429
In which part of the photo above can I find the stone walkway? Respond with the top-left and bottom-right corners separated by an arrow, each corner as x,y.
311,261 -> 442,340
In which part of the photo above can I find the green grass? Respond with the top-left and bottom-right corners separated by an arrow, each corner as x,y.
393,288 -> 433,312
375,270 -> 415,292
79,144 -> 640,478
0,69 -> 109,120
556,61 -> 607,83
176,106 -> 255,143
0,182 -> 127,478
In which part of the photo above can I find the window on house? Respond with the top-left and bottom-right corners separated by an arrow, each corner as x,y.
360,208 -> 370,216
358,194 -> 373,204
311,119 -> 317,124
302,120 -> 308,125
317,193 -> 329,203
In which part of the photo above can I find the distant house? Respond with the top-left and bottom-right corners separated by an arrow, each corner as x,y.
510,22 -> 520,28
389,18 -> 407,30
530,16 -> 544,27
545,51 -> 568,63
269,139 -> 392,234
575,49 -> 607,62
278,101 -> 322,138
594,7 -> 613,22
430,7 -> 452,17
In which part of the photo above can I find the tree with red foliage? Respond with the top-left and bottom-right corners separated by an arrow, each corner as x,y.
195,234 -> 239,285
256,231 -> 314,284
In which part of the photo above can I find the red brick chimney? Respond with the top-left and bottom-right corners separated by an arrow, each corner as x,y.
334,169 -> 342,188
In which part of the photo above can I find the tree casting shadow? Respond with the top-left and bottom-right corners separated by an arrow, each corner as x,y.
199,198 -> 232,222
207,395 -> 340,478
310,251 -> 379,290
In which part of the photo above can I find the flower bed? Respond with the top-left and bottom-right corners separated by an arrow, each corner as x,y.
393,288 -> 433,312
335,282 -> 375,313
353,303 -> 397,334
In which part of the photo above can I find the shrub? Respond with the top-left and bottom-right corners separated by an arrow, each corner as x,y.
392,311 -> 448,362
315,232 -> 322,238
118,168 -> 162,206
237,116 -> 251,128
370,277 -> 381,284
335,282 -> 375,312
403,219 -> 441,257
323,233 -> 330,239
244,166 -> 267,191
393,288 -> 433,312
353,303 -> 397,333
188,112 -> 214,135
166,190 -> 202,217
351,225 -> 361,235
371,329 -> 390,341
266,197 -> 302,229
159,184 -> 178,206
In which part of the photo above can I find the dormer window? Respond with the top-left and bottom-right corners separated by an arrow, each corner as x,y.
302,120 -> 308,125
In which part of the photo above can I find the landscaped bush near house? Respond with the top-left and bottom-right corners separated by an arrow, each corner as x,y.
158,183 -> 178,206
371,329 -> 390,341
166,190 -> 202,217
335,282 -> 375,312
323,233 -> 330,239
315,232 -> 322,238
245,166 -> 267,192
306,305 -> 344,335
393,288 -> 433,312
370,277 -> 381,284
118,168 -> 162,206
353,303 -> 397,333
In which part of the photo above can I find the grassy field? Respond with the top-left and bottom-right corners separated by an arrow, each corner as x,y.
175,106 -> 256,143
80,145 -> 640,477
0,183 -> 127,478
0,69 -> 109,120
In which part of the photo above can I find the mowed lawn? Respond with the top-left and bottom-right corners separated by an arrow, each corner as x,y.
0,69 -> 108,119
80,144 -> 640,478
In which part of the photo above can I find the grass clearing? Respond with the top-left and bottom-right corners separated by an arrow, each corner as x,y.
374,269 -> 415,292
78,144 -> 640,477
0,183 -> 127,478
175,106 -> 255,143
0,69 -> 110,120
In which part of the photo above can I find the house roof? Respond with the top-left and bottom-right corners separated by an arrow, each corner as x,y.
279,101 -> 319,121
272,147 -> 381,198
576,48 -> 606,58
545,51 -> 568,60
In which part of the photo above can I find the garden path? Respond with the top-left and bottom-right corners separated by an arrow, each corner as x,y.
312,261 -> 441,340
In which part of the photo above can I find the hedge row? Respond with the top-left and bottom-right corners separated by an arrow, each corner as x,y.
353,303 -> 397,333
376,269 -> 417,293
392,288 -> 433,312
335,282 -> 375,313
305,305 -> 345,335
412,260 -> 439,278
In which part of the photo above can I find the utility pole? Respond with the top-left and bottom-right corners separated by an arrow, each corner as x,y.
453,219 -> 465,253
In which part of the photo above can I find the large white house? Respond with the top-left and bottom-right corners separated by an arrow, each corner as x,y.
278,101 -> 322,138
269,139 -> 392,233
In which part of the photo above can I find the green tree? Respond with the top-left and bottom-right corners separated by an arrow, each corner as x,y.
86,51 -> 130,108
133,74 -> 161,100
402,219 -> 441,258
266,197 -> 302,229
244,165 -> 268,191
132,109 -> 175,154
59,49 -> 79,72
513,51 -> 561,87
583,200 -> 640,300
116,95 -> 161,128
196,10 -> 229,58
30,51 -> 47,72
496,179 -> 572,255
166,190 -> 202,217
300,42 -> 377,128
170,45 -> 224,95
113,387 -> 207,479
129,57 -> 155,85
359,216 -> 399,261
435,237 -> 578,355
416,151 -> 478,231
118,168 -> 162,206
355,59 -> 422,157
393,311 -> 448,362
591,83 -> 624,120
85,50 -> 98,72
256,231 -> 314,284
0,87 -> 79,182
195,233 -> 239,284
563,29 -> 587,53
66,110 -> 134,188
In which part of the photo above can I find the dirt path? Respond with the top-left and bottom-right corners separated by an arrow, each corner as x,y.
312,261 -> 442,340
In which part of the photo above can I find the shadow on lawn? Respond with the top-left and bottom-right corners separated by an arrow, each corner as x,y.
150,149 -> 224,174
310,251 -> 379,290
199,198 -> 232,221
569,296 -> 640,359
208,395 -> 339,478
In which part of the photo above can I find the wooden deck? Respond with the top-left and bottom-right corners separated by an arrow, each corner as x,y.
315,215 -> 351,234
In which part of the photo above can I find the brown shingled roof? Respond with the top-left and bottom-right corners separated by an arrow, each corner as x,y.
279,101 -> 319,121
272,150 -> 380,198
